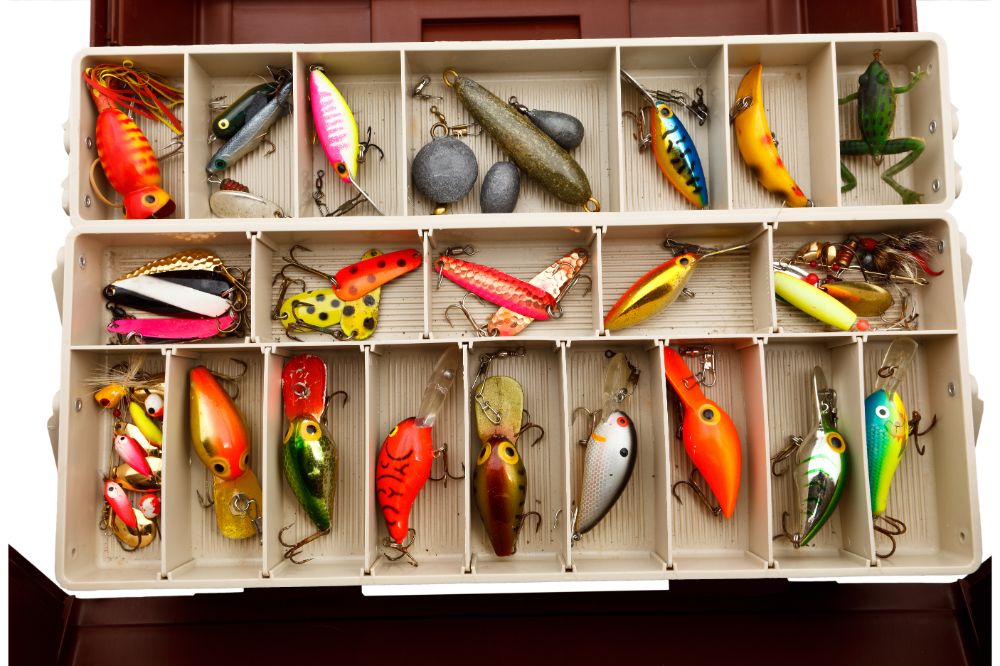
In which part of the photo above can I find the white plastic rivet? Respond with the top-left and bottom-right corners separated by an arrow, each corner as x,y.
959,530 -> 967,543
928,120 -> 937,134
84,195 -> 92,207
937,240 -> 945,254
931,179 -> 941,193
75,398 -> 83,412
947,382 -> 956,397
86,137 -> 93,149
78,255 -> 86,269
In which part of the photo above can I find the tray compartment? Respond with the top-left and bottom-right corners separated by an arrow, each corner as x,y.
428,225 -> 599,339
465,341 -> 567,576
862,335 -> 978,571
74,53 -> 186,221
764,339 -> 873,571
255,229 -> 426,344
567,340 -> 669,577
262,346 -> 367,582
367,343 -> 468,578
66,230 -> 252,347
161,349 -> 265,583
294,49 -> 405,218
58,349 -> 166,588
836,38 -> 949,207
772,217 -> 958,334
665,339 -> 771,573
186,51 -> 295,219
727,42 -> 839,209
404,46 -> 616,214
601,223 -> 771,336
618,44 -> 729,211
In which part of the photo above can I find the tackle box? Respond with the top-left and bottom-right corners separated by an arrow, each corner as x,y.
52,20 -> 982,589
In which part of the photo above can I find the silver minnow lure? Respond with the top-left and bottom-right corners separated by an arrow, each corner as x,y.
207,79 -> 293,174
573,409 -> 637,539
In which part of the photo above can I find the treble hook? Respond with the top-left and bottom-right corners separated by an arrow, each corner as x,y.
282,244 -> 339,287
271,268 -> 307,320
909,411 -> 937,456
230,493 -> 262,544
429,443 -> 465,485
444,292 -> 496,337
278,523 -> 330,564
672,468 -> 722,517
572,407 -> 601,446
874,514 -> 907,559
773,511 -> 802,548
516,422 -> 545,448
517,511 -> 543,535
770,435 -> 804,477
196,486 -> 215,508
378,529 -> 418,567
357,126 -> 384,163
289,302 -> 355,341
621,109 -> 652,152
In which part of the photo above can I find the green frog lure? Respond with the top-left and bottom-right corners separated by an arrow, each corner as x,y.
839,50 -> 927,204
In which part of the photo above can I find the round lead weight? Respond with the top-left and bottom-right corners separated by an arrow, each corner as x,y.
480,162 -> 520,213
412,136 -> 478,204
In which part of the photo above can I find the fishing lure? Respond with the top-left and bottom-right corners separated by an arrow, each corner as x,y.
102,501 -> 157,551
773,267 -> 868,331
732,64 -> 810,207
113,433 -> 153,478
473,375 -> 529,556
436,252 -> 559,321
104,480 -> 138,530
127,401 -> 163,448
573,352 -> 640,539
83,62 -> 183,219
508,95 -> 585,150
840,50 -> 927,204
212,471 -> 264,540
376,346 -> 462,561
487,248 -> 589,337
279,355 -> 338,562
212,81 -> 278,141
771,367 -> 848,548
112,456 -> 162,493
664,346 -> 741,518
139,493 -> 161,520
604,233 -> 762,331
105,250 -> 247,313
109,313 -> 240,343
620,70 -> 709,209
208,78 -> 293,174
444,70 -> 599,211
189,366 -> 251,481
309,65 -> 382,214
333,248 -> 423,302
91,358 -> 165,411
866,339 -> 917,517
209,177 -> 285,218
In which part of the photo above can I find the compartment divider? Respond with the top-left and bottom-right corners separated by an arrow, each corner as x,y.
291,51 -> 309,218
651,340 -> 673,569
161,348 -> 195,576
250,232 -> 274,343
609,48 -> 624,213
461,342 -> 473,573
422,231 -> 432,338
558,342 -> 574,571
363,345 -> 376,574
711,42 -> 733,211
399,51 -> 411,217
592,227 -> 606,337
827,42 -> 845,208
182,54 -> 198,220
808,42 -> 842,208
260,347 -> 284,575
182,54 -> 211,220
742,338 -> 773,566
752,223 -> 775,333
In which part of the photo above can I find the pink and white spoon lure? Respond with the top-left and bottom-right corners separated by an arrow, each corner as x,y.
309,65 -> 382,214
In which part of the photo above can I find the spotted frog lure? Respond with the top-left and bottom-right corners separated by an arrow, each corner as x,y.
279,355 -> 338,563
573,352 -> 640,540
620,70 -> 709,209
771,367 -> 847,548
664,346 -> 741,518
732,64 -> 810,207
436,249 -> 560,321
83,62 -> 183,219
840,50 -> 926,204
376,346 -> 462,564
605,231 -> 765,332
487,248 -> 589,337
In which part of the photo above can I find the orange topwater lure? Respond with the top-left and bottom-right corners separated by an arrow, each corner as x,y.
663,346 -> 741,518
83,62 -> 183,219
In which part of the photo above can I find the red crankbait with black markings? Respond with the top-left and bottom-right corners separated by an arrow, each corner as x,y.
376,347 -> 462,551
436,254 -> 558,320
333,248 -> 422,301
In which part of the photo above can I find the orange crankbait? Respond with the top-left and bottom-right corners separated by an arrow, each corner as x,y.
663,347 -> 741,518
189,366 -> 250,481
83,62 -> 183,219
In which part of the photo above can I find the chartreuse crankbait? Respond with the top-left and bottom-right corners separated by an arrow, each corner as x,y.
573,352 -> 641,540
604,231 -> 765,332
732,64 -> 810,207
771,367 -> 847,548
309,65 -> 383,215
664,346 -> 741,518
190,366 -> 262,540
376,346 -> 463,565
840,50 -> 926,204
620,70 -> 709,209
866,339 -> 917,518
83,63 -> 182,219
444,69 -> 599,211
279,355 -> 338,563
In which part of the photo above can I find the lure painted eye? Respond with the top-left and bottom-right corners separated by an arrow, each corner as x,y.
477,443 -> 492,465
679,257 -> 690,266
144,194 -> 156,204
875,405 -> 890,419
499,443 -> 519,465
697,404 -> 721,426
211,458 -> 230,477
826,432 -> 846,453
619,448 -> 629,458
616,415 -> 629,428
388,425 -> 399,438
300,420 -> 322,440
336,162 -> 347,175
660,106 -> 673,117
144,394 -> 164,418
217,119 -> 230,130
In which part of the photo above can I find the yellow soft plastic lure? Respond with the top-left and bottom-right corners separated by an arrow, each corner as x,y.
733,64 -> 810,207
773,270 -> 858,331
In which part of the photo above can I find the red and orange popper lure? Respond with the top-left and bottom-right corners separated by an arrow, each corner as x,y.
375,346 -> 463,565
83,61 -> 184,219
663,346 -> 741,518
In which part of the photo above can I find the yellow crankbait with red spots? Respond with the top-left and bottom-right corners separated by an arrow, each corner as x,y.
732,64 -> 810,207
83,63 -> 183,219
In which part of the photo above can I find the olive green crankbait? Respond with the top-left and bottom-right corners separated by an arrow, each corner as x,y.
444,69 -> 599,211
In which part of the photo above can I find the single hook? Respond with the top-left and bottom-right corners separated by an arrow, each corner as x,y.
516,422 -> 545,448
770,435 -> 804,477
271,268 -> 307,320
672,468 -> 722,517
557,273 -> 593,305
278,523 -> 330,564
282,244 -> 339,287
429,443 -> 465,485
874,514 -> 906,559
517,511 -> 543,535
772,511 -> 802,548
211,358 -> 248,400
551,508 -> 563,530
